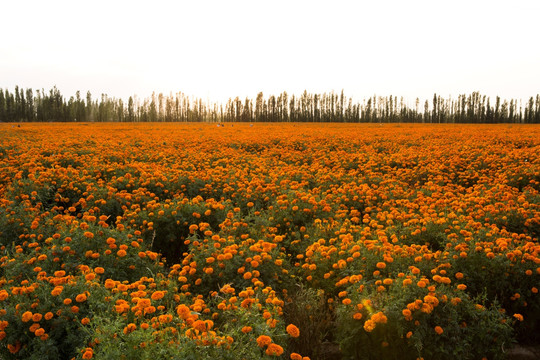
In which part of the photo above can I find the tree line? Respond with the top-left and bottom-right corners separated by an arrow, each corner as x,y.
1,86 -> 539,123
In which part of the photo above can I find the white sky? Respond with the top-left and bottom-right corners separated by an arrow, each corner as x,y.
1,0 -> 540,104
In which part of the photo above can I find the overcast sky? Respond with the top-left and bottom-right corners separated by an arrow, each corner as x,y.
1,0 -> 539,103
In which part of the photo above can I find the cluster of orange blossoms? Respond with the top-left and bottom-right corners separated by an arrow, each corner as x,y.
0,123 -> 538,359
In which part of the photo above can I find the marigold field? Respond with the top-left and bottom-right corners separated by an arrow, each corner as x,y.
0,123 -> 539,360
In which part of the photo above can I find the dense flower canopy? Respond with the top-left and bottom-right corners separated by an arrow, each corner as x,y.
0,123 -> 538,360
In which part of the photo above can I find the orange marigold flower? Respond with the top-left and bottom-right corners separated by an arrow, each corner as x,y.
513,313 -> 524,321
363,319 -> 376,332
158,314 -> 172,324
76,293 -> 87,302
256,335 -> 272,348
177,304 -> 191,319
21,311 -> 33,322
290,353 -> 303,360
241,326 -> 252,333
192,320 -> 207,332
266,343 -> 284,356
144,306 -> 155,315
286,324 -> 300,338
402,309 -> 412,319
434,326 -> 444,335
372,312 -> 388,323
32,313 -> 43,322
376,262 -> 386,269
151,291 -> 165,301
82,348 -> 93,359
7,342 -> 21,354
117,249 -> 127,257
123,323 -> 137,334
